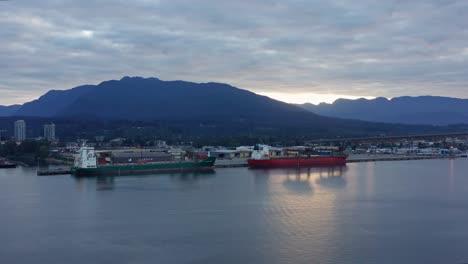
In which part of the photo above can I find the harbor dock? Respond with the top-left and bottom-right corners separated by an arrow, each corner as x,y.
213,154 -> 465,168
346,154 -> 458,163
37,168 -> 72,176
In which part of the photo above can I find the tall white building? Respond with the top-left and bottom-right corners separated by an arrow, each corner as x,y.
14,120 -> 26,142
44,123 -> 56,142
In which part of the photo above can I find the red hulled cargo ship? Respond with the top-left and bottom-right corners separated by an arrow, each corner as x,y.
247,145 -> 347,169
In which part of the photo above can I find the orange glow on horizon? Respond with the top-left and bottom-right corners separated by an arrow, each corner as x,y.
257,92 -> 376,105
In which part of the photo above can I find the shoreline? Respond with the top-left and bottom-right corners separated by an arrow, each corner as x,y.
214,154 -> 466,168
27,154 -> 468,176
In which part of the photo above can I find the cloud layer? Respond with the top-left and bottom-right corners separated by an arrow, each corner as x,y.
1,0 -> 468,104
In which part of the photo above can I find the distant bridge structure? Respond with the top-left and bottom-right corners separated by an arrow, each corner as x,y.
307,132 -> 468,145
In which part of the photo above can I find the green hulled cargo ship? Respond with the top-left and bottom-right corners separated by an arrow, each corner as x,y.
71,145 -> 216,177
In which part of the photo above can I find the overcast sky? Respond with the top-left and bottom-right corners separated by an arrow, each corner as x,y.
1,0 -> 468,105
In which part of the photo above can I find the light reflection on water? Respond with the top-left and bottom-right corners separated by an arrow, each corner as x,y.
251,166 -> 348,262
1,159 -> 468,263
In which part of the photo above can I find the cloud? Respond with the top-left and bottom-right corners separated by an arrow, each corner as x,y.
1,0 -> 468,105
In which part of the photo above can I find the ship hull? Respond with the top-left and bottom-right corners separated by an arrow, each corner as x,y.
71,157 -> 216,177
247,156 -> 347,168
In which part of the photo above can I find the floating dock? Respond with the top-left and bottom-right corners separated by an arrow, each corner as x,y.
37,168 -> 72,176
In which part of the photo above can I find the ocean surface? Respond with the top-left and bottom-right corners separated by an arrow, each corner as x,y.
1,159 -> 468,264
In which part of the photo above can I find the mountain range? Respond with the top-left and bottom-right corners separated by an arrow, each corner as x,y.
299,96 -> 468,125
0,77 -> 466,140
13,77 -> 308,122
0,105 -> 21,116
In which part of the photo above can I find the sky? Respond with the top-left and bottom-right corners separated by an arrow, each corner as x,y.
1,0 -> 468,105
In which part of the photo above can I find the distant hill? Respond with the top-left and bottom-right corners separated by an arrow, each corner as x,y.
299,96 -> 468,125
0,105 -> 21,116
1,77 -> 466,139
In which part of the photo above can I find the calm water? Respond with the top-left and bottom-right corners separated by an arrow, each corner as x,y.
1,159 -> 468,264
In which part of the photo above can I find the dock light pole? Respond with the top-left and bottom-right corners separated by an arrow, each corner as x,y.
0,130 -> 6,156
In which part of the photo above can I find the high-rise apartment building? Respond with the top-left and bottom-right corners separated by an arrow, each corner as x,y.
14,120 -> 26,142
44,123 -> 56,142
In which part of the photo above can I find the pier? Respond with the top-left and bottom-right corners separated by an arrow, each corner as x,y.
37,168 -> 72,176
213,154 -> 466,168
346,154 -> 457,163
